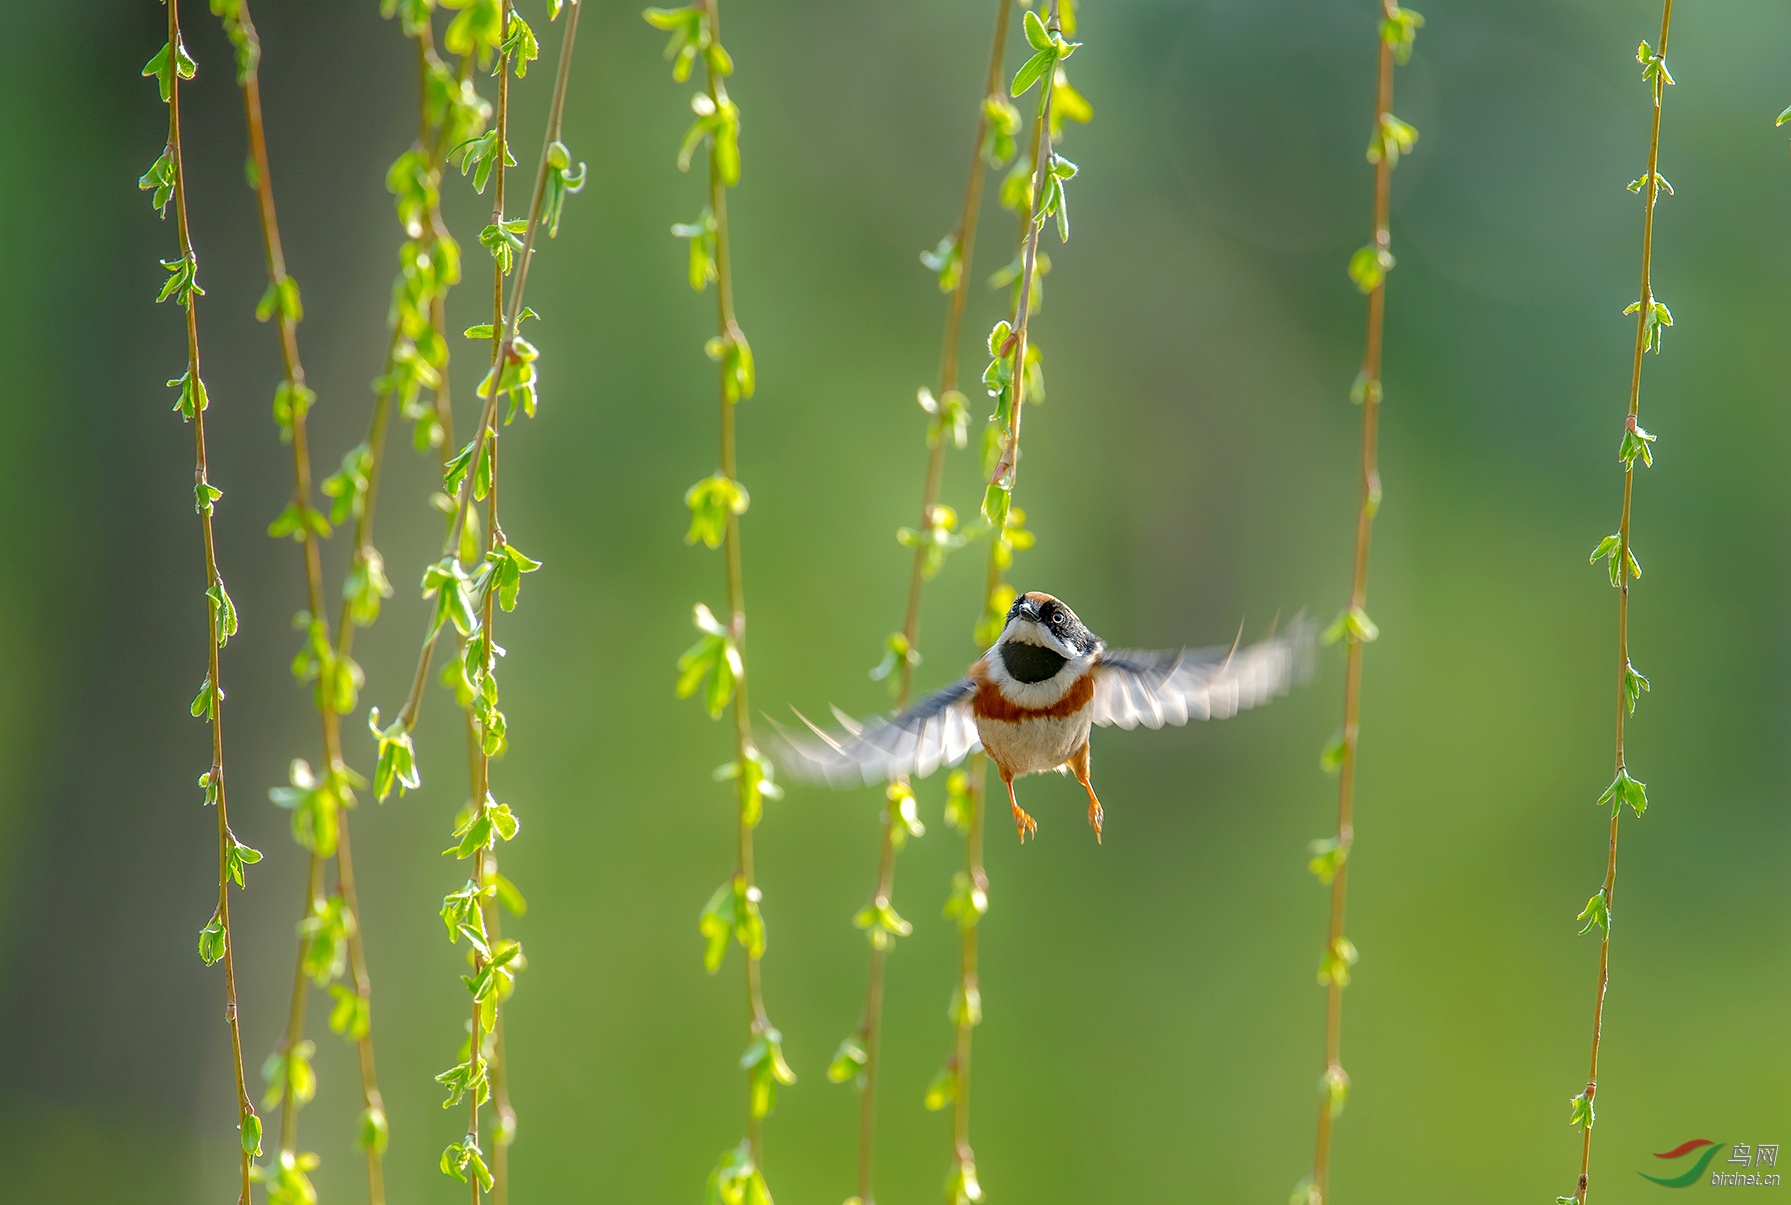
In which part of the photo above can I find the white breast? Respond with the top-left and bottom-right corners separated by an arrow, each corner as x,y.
977,710 -> 1093,779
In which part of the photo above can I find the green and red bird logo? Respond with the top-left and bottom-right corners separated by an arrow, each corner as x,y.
1641,1139 -> 1724,1187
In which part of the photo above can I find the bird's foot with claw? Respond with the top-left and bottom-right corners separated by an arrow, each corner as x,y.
1013,801 -> 1038,843
1087,798 -> 1103,844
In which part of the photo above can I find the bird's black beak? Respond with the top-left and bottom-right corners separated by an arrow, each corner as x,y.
1017,597 -> 1040,620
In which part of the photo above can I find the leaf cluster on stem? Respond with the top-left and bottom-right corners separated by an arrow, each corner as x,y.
1556,7 -> 1675,1205
829,7 -> 1022,1203
1296,7 -> 1423,1205
140,3 -> 259,1200
645,0 -> 794,1191
934,4 -> 1088,1201
208,2 -> 420,1196
397,5 -> 586,1202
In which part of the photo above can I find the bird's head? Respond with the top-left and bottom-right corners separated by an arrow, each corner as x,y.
999,591 -> 1101,664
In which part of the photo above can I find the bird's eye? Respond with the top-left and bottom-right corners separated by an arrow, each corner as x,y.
1050,611 -> 1065,626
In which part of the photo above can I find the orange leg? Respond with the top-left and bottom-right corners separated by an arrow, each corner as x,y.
1004,772 -> 1037,844
1066,741 -> 1103,844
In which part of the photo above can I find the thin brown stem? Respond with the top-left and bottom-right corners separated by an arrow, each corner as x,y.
233,6 -> 326,629
945,8 -> 1063,1187
1308,8 -> 1398,1200
504,1 -> 582,345
698,0 -> 773,1165
227,5 -> 387,1195
901,0 -> 1013,705
851,6 -> 1012,1201
165,4 -> 252,1199
1573,5 -> 1672,1202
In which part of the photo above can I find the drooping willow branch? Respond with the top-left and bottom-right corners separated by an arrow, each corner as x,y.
937,7 -> 1084,1202
139,3 -> 259,1199
1559,7 -> 1674,1204
824,6 -> 1015,1203
1296,6 -> 1421,1205
207,4 -> 394,1200
358,1 -> 486,825
643,0 -> 793,1196
348,3 -> 583,1198
249,2 -> 488,1195
450,3 -> 519,1197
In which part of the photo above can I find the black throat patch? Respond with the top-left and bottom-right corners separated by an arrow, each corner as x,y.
1000,641 -> 1069,684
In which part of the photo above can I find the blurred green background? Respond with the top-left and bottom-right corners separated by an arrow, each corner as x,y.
3,0 -> 1788,1201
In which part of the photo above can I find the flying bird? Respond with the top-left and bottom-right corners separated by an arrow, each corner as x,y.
776,592 -> 1312,843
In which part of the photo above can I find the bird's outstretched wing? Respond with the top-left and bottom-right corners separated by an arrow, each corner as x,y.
1091,619 -> 1313,730
774,677 -> 981,787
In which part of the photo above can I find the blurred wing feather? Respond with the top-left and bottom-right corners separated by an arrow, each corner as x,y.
775,677 -> 980,787
1092,620 -> 1313,731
